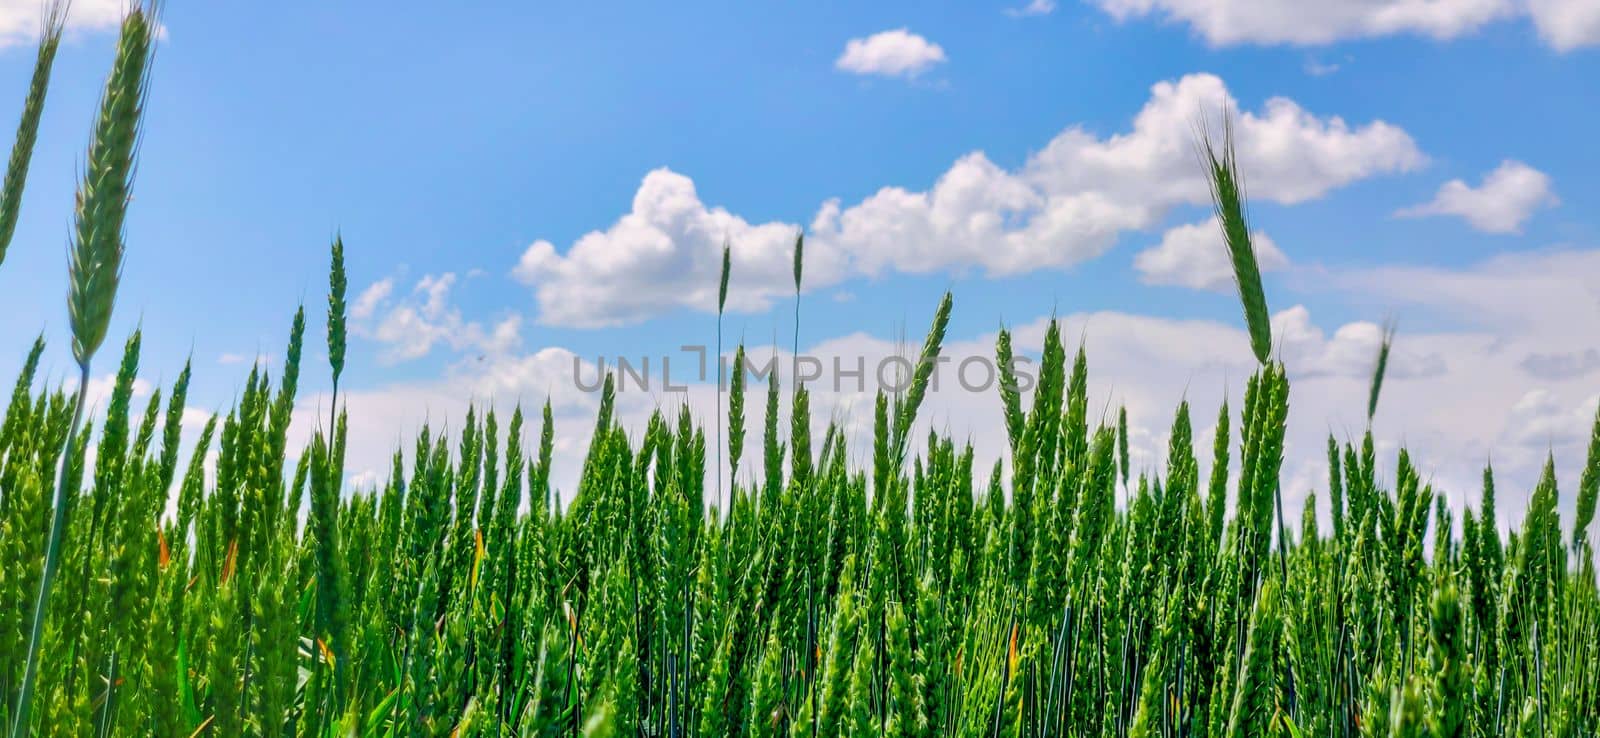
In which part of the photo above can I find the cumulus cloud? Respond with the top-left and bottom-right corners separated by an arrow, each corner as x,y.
1006,0 -> 1059,17
1273,306 -> 1447,380
1527,0 -> 1600,50
1134,216 -> 1289,292
1304,58 -> 1342,76
515,73 -> 1423,328
353,273 -> 522,363
1331,248 -> 1600,343
835,29 -> 947,78
1089,0 -> 1598,50
1396,160 -> 1557,233
1089,0 -> 1516,46
1519,349 -> 1600,381
0,0 -> 128,48
512,171 -> 810,328
351,278 -> 394,321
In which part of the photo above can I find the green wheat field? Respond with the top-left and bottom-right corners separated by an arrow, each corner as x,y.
3,6 -> 1599,738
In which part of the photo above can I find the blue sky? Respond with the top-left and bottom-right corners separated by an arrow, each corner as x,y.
1,0 -> 1597,526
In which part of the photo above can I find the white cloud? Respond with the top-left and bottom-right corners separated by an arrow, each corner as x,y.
1273,305 -> 1447,380
351,278 -> 394,321
515,73 -> 1424,328
1090,0 -> 1517,45
1503,389 -> 1599,452
1330,248 -> 1600,343
0,0 -> 127,49
1006,0 -> 1059,17
354,273 -> 522,363
1090,0 -> 1600,50
1396,160 -> 1557,234
1519,348 -> 1600,380
835,29 -> 947,78
512,170 -> 810,328
1134,215 -> 1289,292
1527,0 -> 1600,50
1304,58 -> 1342,76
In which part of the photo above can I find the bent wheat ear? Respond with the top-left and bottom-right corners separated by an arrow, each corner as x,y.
894,291 -> 952,459
792,229 -> 804,294
0,1 -> 67,267
68,7 -> 157,368
716,238 -> 729,511
1367,320 -> 1395,425
1199,116 -> 1271,367
792,229 -> 804,384
718,239 -> 731,314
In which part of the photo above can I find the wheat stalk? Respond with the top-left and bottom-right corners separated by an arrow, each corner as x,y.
0,1 -> 67,268
327,233 -> 347,436
894,291 -> 952,463
12,7 -> 157,736
1199,115 -> 1271,367
791,229 -> 804,385
716,239 -> 730,514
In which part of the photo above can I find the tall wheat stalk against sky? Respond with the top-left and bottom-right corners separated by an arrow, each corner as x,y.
11,7 -> 156,736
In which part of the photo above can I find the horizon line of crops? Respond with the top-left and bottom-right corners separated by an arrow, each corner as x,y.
2,5 -> 1599,737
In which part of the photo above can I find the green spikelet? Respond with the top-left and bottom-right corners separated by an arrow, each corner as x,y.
1127,649 -> 1165,738
1118,406 -> 1131,488
1207,399 -> 1231,552
1368,321 -> 1395,425
698,629 -> 735,737
1428,586 -> 1468,738
1574,402 -> 1600,547
327,233 -> 348,387
884,599 -> 925,738
67,7 -> 156,368
0,2 -> 66,267
717,240 -> 731,512
308,431 -> 347,692
792,229 -> 804,294
995,327 -> 1025,454
729,343 -> 747,488
816,562 -> 858,737
792,384 -> 813,491
155,358 -> 191,493
1389,679 -> 1426,738
763,367 -> 784,499
719,239 -> 732,313
1328,435 -> 1345,540
1200,117 -> 1272,366
894,291 -> 953,461
844,628 -> 876,738
1226,579 -> 1281,738
748,627 -> 785,738
0,335 -> 45,446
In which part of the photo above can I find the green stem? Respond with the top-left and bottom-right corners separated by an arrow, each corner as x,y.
10,361 -> 90,738
329,376 -> 339,451
717,318 -> 723,516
